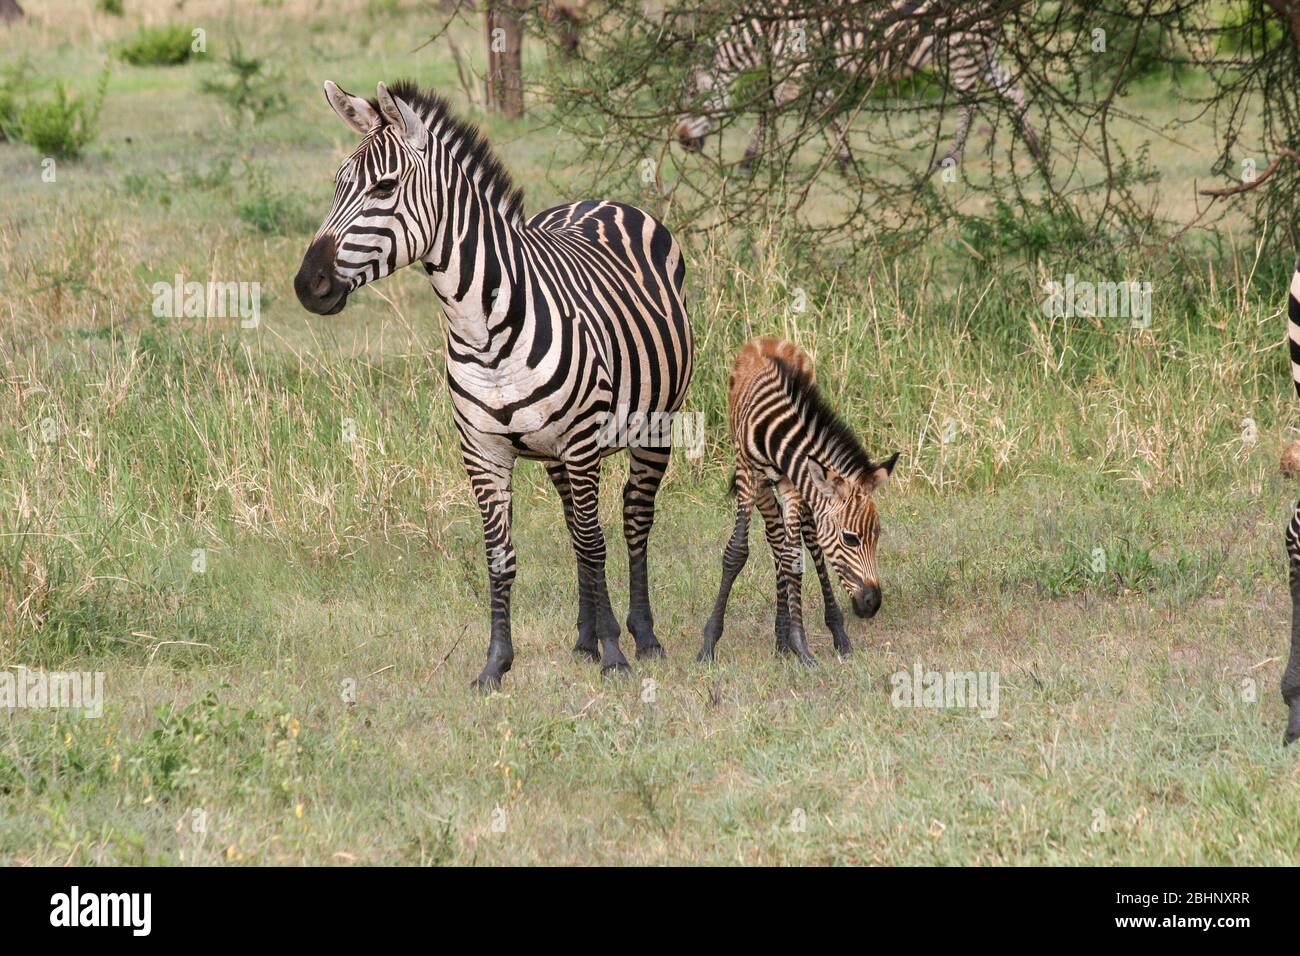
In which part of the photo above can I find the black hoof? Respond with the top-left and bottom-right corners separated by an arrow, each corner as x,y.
601,661 -> 632,679
834,642 -> 853,658
572,641 -> 600,662
696,646 -> 715,664
473,672 -> 503,693
635,643 -> 666,661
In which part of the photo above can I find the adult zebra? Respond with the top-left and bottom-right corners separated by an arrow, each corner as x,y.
1283,266 -> 1300,743
673,0 -> 1042,172
295,81 -> 694,690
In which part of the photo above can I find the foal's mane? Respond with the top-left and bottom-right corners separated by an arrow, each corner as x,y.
770,356 -> 879,479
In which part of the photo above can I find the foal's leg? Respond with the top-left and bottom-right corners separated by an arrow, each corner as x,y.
564,454 -> 630,676
739,114 -> 766,172
776,479 -> 815,665
1284,500 -> 1300,744
699,463 -> 754,663
753,478 -> 791,654
927,37 -> 979,175
467,444 -> 518,691
981,42 -> 1041,160
546,460 -> 599,662
624,445 -> 671,659
800,504 -> 851,656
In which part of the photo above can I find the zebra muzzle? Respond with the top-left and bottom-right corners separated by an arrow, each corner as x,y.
851,583 -> 881,620
674,117 -> 708,152
294,236 -> 350,315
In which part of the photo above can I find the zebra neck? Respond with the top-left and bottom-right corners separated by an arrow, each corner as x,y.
420,162 -> 528,356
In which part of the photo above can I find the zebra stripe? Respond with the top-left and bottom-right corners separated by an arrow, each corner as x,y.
296,81 -> 694,689
675,0 -> 1041,171
1288,267 -> 1300,397
1283,265 -> 1300,743
699,338 -> 897,664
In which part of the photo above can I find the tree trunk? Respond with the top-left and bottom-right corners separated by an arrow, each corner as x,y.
1264,0 -> 1300,47
0,0 -> 24,24
485,1 -> 524,118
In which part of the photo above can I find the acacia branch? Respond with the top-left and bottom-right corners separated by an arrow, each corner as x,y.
1198,147 -> 1300,197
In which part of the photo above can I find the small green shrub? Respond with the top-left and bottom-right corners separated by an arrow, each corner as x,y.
1217,1 -> 1285,54
119,25 -> 195,67
14,68 -> 109,161
97,0 -> 125,16
0,58 -> 32,142
199,41 -> 287,122
235,168 -> 315,236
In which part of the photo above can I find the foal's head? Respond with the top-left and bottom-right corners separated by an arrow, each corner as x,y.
805,453 -> 898,619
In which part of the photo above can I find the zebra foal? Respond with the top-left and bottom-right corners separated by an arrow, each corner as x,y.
699,338 -> 898,664
294,81 -> 694,690
674,0 -> 1041,173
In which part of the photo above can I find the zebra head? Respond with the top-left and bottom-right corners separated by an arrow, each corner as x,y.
805,452 -> 899,619
295,81 -> 432,316
673,66 -> 720,152
674,112 -> 713,153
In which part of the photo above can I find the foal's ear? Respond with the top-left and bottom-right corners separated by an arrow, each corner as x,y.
807,460 -> 846,500
865,452 -> 900,492
324,81 -> 380,135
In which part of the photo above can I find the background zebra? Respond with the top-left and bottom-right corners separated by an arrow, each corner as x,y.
699,338 -> 897,664
1283,266 -> 1300,743
295,80 -> 694,690
674,0 -> 1042,172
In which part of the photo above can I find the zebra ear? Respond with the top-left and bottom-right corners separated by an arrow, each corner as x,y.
376,82 -> 429,151
806,460 -> 842,500
324,81 -> 380,136
865,452 -> 900,492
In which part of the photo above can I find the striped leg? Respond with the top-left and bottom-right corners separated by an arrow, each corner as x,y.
776,478 -> 815,665
928,38 -> 979,173
754,477 -> 791,653
801,504 -> 851,655
740,116 -> 766,171
563,455 -> 630,676
982,49 -> 1041,160
699,463 -> 754,662
624,445 -> 670,659
1284,500 -> 1300,744
466,446 -> 518,691
546,461 -> 600,661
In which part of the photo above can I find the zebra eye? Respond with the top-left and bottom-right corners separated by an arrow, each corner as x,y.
841,531 -> 861,548
369,178 -> 398,198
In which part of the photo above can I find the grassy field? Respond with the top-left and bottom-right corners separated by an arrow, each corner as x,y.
1,0 -> 1299,865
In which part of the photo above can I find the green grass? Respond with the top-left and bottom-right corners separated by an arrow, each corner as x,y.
0,0 -> 1297,865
